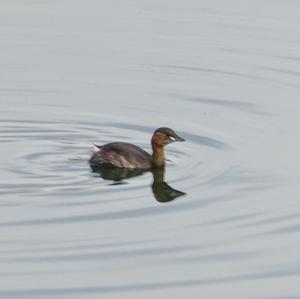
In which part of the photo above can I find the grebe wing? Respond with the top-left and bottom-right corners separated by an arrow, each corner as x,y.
90,142 -> 152,169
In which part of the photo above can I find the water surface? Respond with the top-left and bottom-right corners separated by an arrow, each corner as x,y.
1,0 -> 300,298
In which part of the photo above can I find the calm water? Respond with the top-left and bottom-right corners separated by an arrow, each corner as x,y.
1,1 -> 300,298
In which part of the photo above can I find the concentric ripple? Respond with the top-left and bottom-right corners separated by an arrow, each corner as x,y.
0,112 -> 236,202
1,0 -> 300,298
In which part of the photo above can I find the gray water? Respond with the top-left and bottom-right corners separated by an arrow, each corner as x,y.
1,0 -> 300,298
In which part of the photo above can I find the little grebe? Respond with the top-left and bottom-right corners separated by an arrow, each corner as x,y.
89,127 -> 185,169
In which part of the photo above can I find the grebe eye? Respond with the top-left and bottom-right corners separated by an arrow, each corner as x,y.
169,136 -> 176,141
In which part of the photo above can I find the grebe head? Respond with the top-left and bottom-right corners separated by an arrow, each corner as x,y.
151,127 -> 185,147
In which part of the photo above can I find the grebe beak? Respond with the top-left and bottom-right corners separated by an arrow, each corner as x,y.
175,135 -> 185,142
170,135 -> 185,142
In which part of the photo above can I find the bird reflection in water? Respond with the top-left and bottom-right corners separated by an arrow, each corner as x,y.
91,165 -> 185,203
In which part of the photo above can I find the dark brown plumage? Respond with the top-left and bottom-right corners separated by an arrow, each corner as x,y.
89,127 -> 185,170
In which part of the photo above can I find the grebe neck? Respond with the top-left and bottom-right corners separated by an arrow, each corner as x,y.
151,143 -> 165,167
